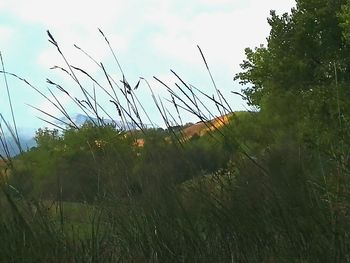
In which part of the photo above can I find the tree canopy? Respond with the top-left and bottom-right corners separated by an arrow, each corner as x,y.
235,0 -> 350,150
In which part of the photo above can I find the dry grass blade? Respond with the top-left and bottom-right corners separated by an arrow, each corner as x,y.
99,64 -> 130,129
217,89 -> 234,114
121,76 -> 134,125
74,44 -> 122,90
153,76 -> 203,121
109,99 -> 144,133
118,88 -> 145,132
46,78 -> 98,127
27,104 -> 74,129
119,83 -> 144,129
171,94 -> 183,127
197,45 -> 224,116
100,63 -> 119,102
50,66 -> 74,80
0,119 -> 12,161
36,116 -> 66,131
164,106 -> 186,144
98,28 -> 124,77
46,31 -> 96,119
47,30 -> 58,47
187,81 -> 231,114
0,114 -> 22,156
148,77 -> 174,129
158,95 -> 171,127
169,69 -> 226,126
170,71 -> 205,118
0,53 -> 22,154
47,88 -> 79,128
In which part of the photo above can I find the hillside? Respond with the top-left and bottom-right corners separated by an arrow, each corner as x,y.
182,113 -> 233,139
132,113 -> 234,147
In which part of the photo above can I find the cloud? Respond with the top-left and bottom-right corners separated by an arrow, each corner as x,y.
199,0 -> 234,3
3,0 -> 131,68
3,0 -> 295,74
148,0 -> 295,73
0,0 -> 296,127
37,30 -> 128,73
0,25 -> 15,53
4,0 -> 126,29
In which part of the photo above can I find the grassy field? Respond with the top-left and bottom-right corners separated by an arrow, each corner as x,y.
1,2 -> 350,261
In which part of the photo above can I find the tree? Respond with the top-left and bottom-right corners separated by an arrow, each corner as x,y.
35,128 -> 60,150
235,0 -> 350,148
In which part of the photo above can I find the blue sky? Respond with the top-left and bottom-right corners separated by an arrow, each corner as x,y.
0,0 -> 295,132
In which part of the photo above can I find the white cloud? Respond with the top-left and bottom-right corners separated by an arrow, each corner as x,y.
37,30 -> 128,73
1,0 -> 296,126
3,0 -> 295,74
5,0 -> 126,29
0,25 -> 15,53
3,0 -> 132,71
148,0 -> 295,73
197,0 -> 239,5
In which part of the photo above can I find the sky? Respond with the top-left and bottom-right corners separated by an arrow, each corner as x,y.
0,0 -> 296,133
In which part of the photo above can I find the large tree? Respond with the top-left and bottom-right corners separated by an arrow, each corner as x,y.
235,0 -> 350,148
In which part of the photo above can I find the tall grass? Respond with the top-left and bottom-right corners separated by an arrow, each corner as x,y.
0,30 -> 349,262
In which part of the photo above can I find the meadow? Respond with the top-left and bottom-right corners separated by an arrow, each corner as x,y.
1,1 -> 350,262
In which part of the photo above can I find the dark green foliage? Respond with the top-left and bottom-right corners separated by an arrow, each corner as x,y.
235,0 -> 350,153
10,123 -> 137,201
10,124 -> 232,204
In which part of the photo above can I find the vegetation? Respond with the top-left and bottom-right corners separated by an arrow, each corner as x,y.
1,0 -> 350,261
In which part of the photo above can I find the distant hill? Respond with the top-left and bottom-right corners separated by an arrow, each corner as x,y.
57,113 -> 153,130
0,113 -> 154,157
181,113 -> 233,140
0,113 -> 234,156
134,113 -> 234,147
0,131 -> 36,157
